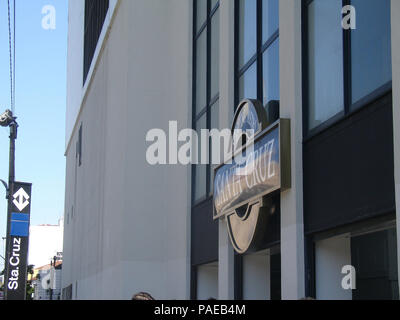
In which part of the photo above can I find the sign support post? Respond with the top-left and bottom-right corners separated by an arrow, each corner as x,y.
2,115 -> 32,300
4,118 -> 17,300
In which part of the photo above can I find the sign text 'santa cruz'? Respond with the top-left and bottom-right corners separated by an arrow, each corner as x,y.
214,126 -> 280,218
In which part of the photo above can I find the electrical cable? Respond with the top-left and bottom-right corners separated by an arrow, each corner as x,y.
13,0 -> 16,114
7,0 -> 14,113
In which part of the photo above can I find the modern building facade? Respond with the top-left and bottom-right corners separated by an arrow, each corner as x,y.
32,260 -> 63,300
63,0 -> 400,300
28,219 -> 64,269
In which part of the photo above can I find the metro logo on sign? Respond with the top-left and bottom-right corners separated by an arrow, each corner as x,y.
12,187 -> 30,212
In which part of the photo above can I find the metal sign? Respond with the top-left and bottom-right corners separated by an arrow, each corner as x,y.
213,100 -> 291,253
214,125 -> 280,218
5,182 -> 32,300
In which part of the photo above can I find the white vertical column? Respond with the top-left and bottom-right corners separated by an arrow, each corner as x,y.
279,0 -> 305,300
242,250 -> 271,300
218,219 -> 235,299
315,235 -> 352,300
218,0 -> 235,300
391,0 -> 400,298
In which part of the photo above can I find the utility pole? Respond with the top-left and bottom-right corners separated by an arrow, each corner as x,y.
0,109 -> 18,300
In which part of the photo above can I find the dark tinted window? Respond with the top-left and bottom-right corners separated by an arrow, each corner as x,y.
83,0 -> 109,84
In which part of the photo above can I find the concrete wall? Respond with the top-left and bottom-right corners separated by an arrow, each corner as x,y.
391,0 -> 400,299
63,0 -> 192,300
315,235 -> 352,300
242,250 -> 271,300
65,0 -> 119,148
279,0 -> 305,299
217,0 -> 235,301
197,263 -> 218,300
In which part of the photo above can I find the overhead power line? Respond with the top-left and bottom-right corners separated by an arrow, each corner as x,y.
7,0 -> 16,114
13,0 -> 16,113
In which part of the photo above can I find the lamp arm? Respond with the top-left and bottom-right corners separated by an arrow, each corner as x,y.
0,179 -> 9,199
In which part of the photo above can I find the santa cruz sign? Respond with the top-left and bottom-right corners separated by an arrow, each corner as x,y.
213,99 -> 291,254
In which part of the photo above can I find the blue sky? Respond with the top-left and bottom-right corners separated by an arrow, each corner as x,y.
0,0 -> 68,268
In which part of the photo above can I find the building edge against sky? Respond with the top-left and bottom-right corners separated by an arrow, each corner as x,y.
63,0 -> 192,299
63,0 -> 400,300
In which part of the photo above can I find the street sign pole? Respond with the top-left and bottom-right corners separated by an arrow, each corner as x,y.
4,120 -> 17,300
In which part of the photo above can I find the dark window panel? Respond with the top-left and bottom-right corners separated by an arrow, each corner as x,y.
209,99 -> 219,194
307,0 -> 344,131
196,0 -> 208,32
194,113 -> 207,203
262,38 -> 280,108
238,0 -> 257,69
211,11 -> 220,100
351,0 -> 392,105
262,0 -> 279,44
196,29 -> 208,115
239,62 -> 257,101
83,0 -> 109,84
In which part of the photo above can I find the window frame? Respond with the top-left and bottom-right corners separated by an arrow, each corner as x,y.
192,0 -> 220,206
234,0 -> 280,109
233,1 -> 281,300
83,0 -> 109,85
302,0 -> 392,140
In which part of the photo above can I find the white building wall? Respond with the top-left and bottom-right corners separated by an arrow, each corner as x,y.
279,0 -> 305,299
34,269 -> 63,300
65,0 -> 84,148
242,250 -> 271,300
65,0 -> 119,148
217,0 -> 235,300
315,235 -> 352,300
391,0 -> 400,298
28,222 -> 64,268
63,0 -> 192,300
197,263 -> 218,300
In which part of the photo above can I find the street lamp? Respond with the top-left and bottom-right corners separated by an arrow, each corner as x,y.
0,180 -> 8,199
0,110 -> 15,128
0,109 -> 18,300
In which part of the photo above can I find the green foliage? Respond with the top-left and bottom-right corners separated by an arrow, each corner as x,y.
26,281 -> 34,300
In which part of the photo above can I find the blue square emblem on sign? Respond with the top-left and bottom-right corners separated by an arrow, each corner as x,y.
10,212 -> 30,237
10,221 -> 29,237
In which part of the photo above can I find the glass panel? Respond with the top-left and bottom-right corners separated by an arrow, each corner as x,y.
196,263 -> 219,300
351,0 -> 391,104
197,0 -> 207,32
194,113 -> 207,202
209,100 -> 219,193
238,0 -> 257,68
211,0 -> 218,11
308,0 -> 344,130
196,29 -> 207,115
239,62 -> 257,101
211,9 -> 219,100
243,251 -> 270,300
262,38 -> 280,107
262,0 -> 279,44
